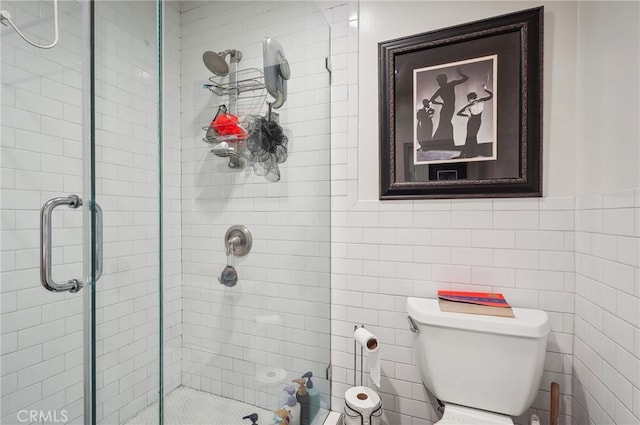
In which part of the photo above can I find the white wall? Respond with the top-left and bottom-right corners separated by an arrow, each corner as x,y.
178,0 -> 333,414
575,2 -> 640,196
331,2 -> 637,425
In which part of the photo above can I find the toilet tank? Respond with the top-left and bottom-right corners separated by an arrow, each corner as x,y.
406,297 -> 550,417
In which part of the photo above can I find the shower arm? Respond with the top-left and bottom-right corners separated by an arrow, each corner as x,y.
0,0 -> 59,49
220,49 -> 242,64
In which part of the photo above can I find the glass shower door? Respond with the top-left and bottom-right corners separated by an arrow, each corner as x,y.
1,0 -> 91,423
1,1 -> 163,424
92,1 -> 162,424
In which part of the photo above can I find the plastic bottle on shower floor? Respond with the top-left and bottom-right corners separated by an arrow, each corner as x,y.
293,378 -> 311,425
276,386 -> 300,425
302,372 -> 320,423
273,408 -> 289,425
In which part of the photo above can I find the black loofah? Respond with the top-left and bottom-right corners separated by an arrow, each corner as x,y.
245,114 -> 288,182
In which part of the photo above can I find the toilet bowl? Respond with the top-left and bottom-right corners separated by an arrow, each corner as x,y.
406,297 -> 550,424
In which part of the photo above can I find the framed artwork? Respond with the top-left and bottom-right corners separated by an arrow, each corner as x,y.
379,7 -> 543,199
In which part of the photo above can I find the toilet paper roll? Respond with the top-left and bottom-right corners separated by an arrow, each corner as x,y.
344,386 -> 382,425
354,327 -> 381,388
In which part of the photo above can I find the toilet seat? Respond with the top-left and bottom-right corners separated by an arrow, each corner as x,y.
435,404 -> 513,425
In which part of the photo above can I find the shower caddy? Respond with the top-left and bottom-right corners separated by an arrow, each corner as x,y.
203,66 -> 269,168
202,38 -> 289,169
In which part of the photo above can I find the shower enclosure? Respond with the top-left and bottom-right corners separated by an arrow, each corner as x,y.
1,1 -> 332,424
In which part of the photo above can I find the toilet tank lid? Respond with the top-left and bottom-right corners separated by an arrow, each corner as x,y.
406,297 -> 550,338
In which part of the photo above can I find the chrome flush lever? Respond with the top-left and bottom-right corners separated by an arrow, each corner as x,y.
408,316 -> 420,333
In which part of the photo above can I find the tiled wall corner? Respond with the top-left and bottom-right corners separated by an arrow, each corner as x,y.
162,0 -> 183,400
572,190 -> 640,425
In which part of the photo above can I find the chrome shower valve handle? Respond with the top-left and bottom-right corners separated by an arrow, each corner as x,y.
224,225 -> 252,257
226,236 -> 240,265
218,226 -> 252,287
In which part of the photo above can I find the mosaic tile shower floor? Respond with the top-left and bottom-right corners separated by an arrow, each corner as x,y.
125,386 -> 274,425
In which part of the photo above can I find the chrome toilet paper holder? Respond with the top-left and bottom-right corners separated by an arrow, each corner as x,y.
346,325 -> 383,425
353,324 -> 366,387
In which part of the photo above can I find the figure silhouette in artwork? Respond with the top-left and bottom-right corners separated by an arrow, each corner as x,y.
416,99 -> 437,150
429,68 -> 469,149
457,84 -> 493,157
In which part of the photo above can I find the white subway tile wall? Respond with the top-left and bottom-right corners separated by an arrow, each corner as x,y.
330,200 -> 578,424
572,191 -> 640,425
179,0 -> 332,413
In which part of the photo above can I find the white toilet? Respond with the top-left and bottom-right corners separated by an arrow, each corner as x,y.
406,297 -> 550,424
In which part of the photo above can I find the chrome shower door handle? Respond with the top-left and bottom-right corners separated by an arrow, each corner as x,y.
40,195 -> 84,292
92,201 -> 103,282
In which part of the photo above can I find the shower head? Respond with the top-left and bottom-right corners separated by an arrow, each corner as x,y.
203,51 -> 229,76
202,49 -> 243,77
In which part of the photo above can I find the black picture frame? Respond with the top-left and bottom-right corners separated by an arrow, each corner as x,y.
379,7 -> 543,199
